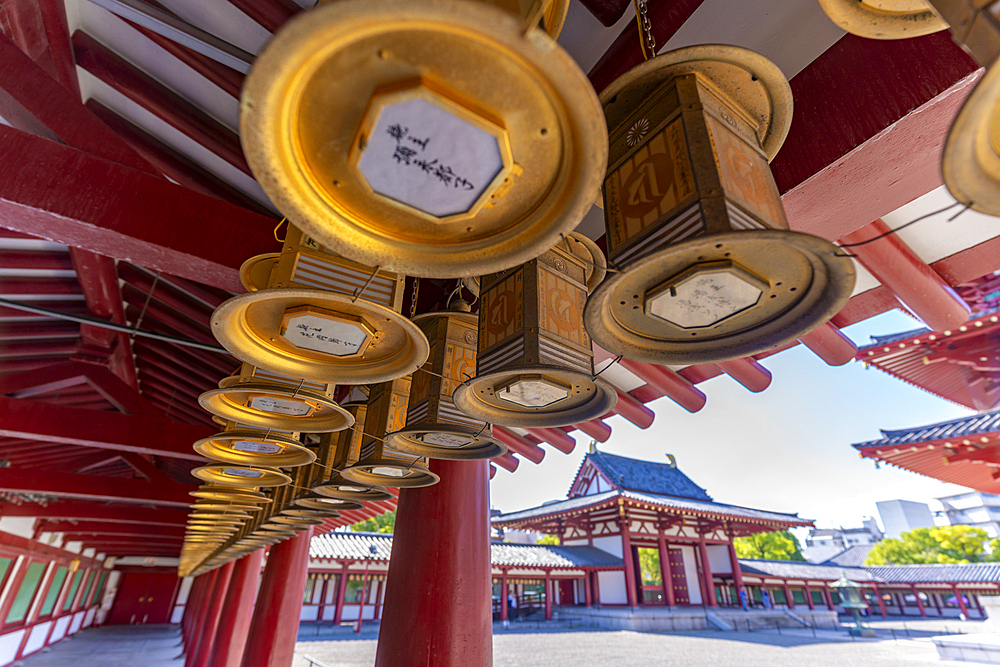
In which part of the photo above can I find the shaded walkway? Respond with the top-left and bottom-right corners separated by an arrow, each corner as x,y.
18,624 -> 183,667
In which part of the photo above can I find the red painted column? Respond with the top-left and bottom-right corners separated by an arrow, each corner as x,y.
657,531 -> 674,607
182,575 -> 206,642
618,514 -> 639,607
933,591 -> 943,616
374,459 -> 492,667
698,537 -> 717,607
871,584 -> 888,618
727,540 -> 745,599
373,578 -> 384,621
355,563 -> 370,634
190,561 -> 235,667
544,573 -> 553,621
240,528 -> 314,667
822,586 -> 834,611
500,570 -> 508,622
952,584 -> 969,618
804,585 -> 815,610
782,582 -> 794,609
332,562 -> 349,624
839,219 -> 971,332
208,549 -> 263,667
188,569 -> 219,658
592,571 -> 601,605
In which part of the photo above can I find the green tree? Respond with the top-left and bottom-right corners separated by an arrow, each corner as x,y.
536,534 -> 560,545
351,510 -> 395,533
733,531 -> 805,561
865,525 -> 990,565
639,548 -> 662,585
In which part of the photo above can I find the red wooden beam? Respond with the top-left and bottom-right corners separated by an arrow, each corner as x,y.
716,358 -> 772,393
73,32 -> 250,175
227,0 -> 301,32
0,125 -> 276,291
0,394 -> 211,460
839,219 -> 971,332
524,428 -> 577,455
2,502 -> 189,524
0,467 -> 194,505
607,389 -> 655,429
568,419 -> 612,443
51,522 -> 186,537
617,358 -> 707,413
492,427 -> 545,465
799,323 -> 858,367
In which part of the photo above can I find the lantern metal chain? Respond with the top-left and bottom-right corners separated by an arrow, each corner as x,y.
633,0 -> 655,60
409,277 -> 420,318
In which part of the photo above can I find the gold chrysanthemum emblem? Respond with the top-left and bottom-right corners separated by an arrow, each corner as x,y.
626,118 -> 650,147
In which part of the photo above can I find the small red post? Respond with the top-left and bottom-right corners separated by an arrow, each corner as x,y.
783,583 -> 794,609
182,575 -> 206,643
240,528 -> 314,667
500,570 -> 508,623
619,513 -> 639,607
355,561 -> 370,634
373,578 -> 384,622
188,569 -> 219,658
823,586 -> 834,611
952,584 -> 969,618
698,537 -> 716,607
375,459 -> 492,667
544,573 -> 553,621
804,585 -> 815,610
333,562 -> 349,624
208,549 -> 263,667
871,584 -> 888,618
658,532 -> 675,607
190,561 -> 235,667
727,538 -> 745,601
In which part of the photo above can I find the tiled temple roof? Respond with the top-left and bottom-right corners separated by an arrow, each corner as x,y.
586,451 -> 712,500
739,559 -> 877,582
854,409 -> 1000,449
821,545 -> 876,568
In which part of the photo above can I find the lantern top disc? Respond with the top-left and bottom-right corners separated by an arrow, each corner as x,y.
310,481 -> 394,502
386,425 -> 508,461
212,288 -> 429,385
816,0 -> 946,40
942,65 -> 1000,216
240,0 -> 607,278
199,383 -> 355,433
600,44 -> 792,162
191,464 -> 292,488
294,495 -> 365,512
193,430 -> 317,468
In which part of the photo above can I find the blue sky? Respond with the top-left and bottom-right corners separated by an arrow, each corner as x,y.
488,309 -> 975,532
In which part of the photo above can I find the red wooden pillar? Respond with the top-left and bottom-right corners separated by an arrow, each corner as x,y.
913,588 -> 926,615
933,591 -> 943,616
190,561 -> 235,667
618,513 -> 639,607
895,591 -> 906,615
544,572 -> 553,621
657,531 -> 674,607
373,578 -> 385,621
583,574 -> 592,607
727,539 -> 744,606
332,562 -> 349,624
182,576 -> 205,640
952,584 -> 969,618
804,585 -> 815,610
355,562 -> 370,634
698,537 -> 716,607
592,571 -> 601,605
974,593 -> 985,618
188,569 -> 219,658
871,584 -> 888,618
240,528 -> 314,667
315,577 -> 328,623
782,582 -> 794,609
500,570 -> 508,622
208,549 -> 263,667
822,586 -> 834,611
374,459 -> 492,667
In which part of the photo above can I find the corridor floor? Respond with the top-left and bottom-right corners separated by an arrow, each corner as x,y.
17,624 -> 183,667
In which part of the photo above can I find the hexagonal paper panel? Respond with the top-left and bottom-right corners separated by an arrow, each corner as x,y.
282,313 -> 369,357
497,378 -> 570,408
647,269 -> 762,329
356,95 -> 505,218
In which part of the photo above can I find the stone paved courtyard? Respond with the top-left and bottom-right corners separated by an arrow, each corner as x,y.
294,619 -> 990,667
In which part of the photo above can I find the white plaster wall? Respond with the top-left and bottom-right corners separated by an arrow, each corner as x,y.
562,539 -> 587,547
707,545 -> 732,574
64,541 -> 83,554
82,548 -> 95,558
69,611 -> 84,634
339,606 -> 377,621
50,616 -> 70,643
0,629 -> 27,667
170,606 -> 185,624
591,536 -> 623,558
300,606 -> 319,621
321,606 -> 335,621
84,607 -> 96,628
22,622 -> 51,656
597,571 -> 627,604
175,577 -> 194,604
679,546 -> 702,605
0,518 -> 36,539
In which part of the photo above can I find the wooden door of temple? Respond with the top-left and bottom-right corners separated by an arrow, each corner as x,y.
667,548 -> 690,605
107,572 -> 178,625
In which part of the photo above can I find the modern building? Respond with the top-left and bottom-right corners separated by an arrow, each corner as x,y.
802,519 -> 883,563
934,491 -> 1000,537
877,499 -> 938,539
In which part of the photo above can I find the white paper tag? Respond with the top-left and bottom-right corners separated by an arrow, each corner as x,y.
231,440 -> 283,455
422,432 -> 470,448
357,96 -> 504,217
250,395 -> 312,416
224,468 -> 264,478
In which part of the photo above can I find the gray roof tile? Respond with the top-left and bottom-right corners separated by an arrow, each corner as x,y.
853,408 -> 1000,449
821,545 -> 876,568
588,451 -> 712,500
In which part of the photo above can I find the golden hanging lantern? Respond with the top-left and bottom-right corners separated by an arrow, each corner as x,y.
190,485 -> 272,504
815,0 -> 947,39
339,377 -> 440,486
240,0 -> 606,278
191,464 -> 292,488
584,45 -> 856,365
294,496 -> 364,512
385,308 -> 506,459
213,226 -> 428,384
281,507 -> 342,519
193,420 -> 316,468
453,234 -> 617,427
309,402 -> 397,501
199,363 -> 354,433
190,502 -> 262,513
